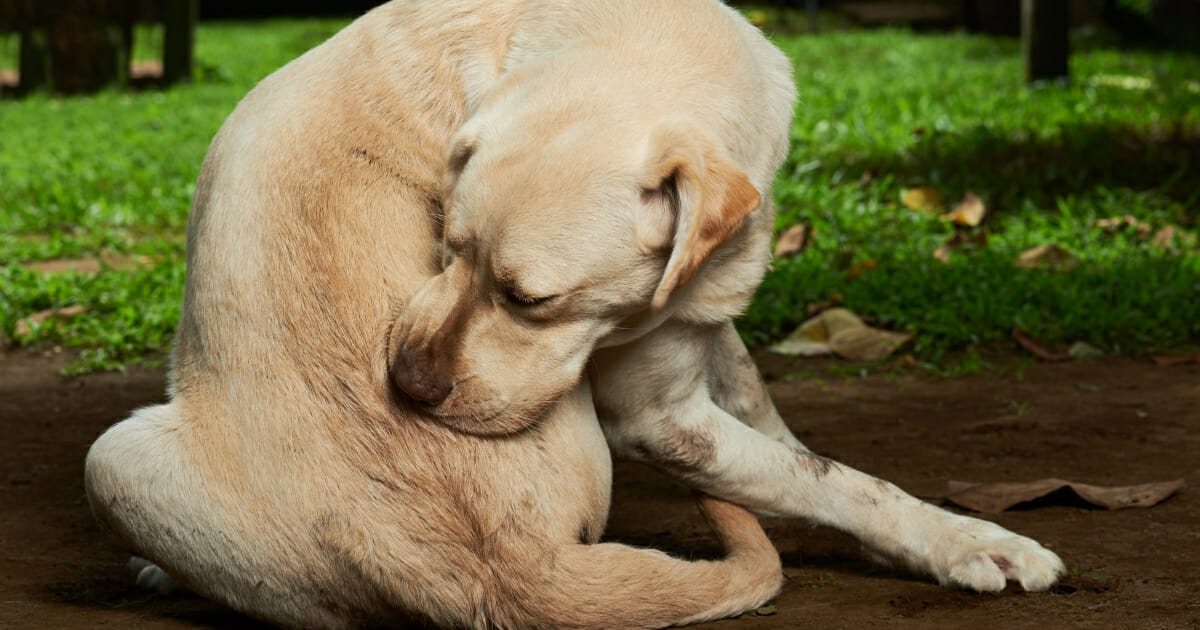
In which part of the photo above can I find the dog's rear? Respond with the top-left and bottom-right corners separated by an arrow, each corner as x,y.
85,1 -> 787,627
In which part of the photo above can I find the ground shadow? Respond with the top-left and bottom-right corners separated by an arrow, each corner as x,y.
824,120 -> 1199,213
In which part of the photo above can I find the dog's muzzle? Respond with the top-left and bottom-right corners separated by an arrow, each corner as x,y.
390,346 -> 453,407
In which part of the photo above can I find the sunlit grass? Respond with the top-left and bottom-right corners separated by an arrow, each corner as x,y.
742,29 -> 1199,361
0,18 -> 350,371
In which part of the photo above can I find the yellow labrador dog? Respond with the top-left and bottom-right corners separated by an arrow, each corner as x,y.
86,0 -> 1064,627
85,1 -> 786,628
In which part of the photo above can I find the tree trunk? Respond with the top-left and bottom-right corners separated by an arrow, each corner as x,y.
47,9 -> 126,94
1022,0 -> 1070,82
162,0 -> 197,85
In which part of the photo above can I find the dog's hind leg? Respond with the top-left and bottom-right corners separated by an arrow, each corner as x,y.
496,496 -> 781,629
86,403 -> 350,629
128,555 -> 182,594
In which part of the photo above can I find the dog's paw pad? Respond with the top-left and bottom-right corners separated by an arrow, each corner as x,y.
128,555 -> 182,595
994,543 -> 1065,592
946,550 -> 1008,592
934,522 -> 1065,592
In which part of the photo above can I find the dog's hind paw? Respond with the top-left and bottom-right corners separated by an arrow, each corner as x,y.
128,555 -> 182,595
935,520 -> 1065,592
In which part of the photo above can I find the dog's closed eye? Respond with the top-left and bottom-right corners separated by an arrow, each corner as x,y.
501,286 -> 555,308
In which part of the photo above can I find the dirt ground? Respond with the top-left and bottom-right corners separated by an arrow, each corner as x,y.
2,348 -> 1197,629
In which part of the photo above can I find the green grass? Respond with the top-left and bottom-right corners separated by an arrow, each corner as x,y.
0,20 -> 1197,372
743,29 -> 1200,362
0,18 -> 351,372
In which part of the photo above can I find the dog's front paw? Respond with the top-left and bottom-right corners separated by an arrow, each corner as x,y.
932,518 -> 1065,592
128,555 -> 182,595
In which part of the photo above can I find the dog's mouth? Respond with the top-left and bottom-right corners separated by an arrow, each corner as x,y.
438,404 -> 553,437
391,381 -> 554,438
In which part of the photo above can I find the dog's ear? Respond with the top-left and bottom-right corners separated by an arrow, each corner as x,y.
638,122 -> 761,313
443,124 -> 480,194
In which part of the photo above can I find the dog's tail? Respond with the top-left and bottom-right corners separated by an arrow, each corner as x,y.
503,495 -> 782,629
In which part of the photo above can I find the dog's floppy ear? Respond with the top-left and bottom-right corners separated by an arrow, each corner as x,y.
639,122 -> 761,313
443,121 -> 482,194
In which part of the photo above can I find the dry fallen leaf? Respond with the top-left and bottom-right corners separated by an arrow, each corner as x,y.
770,307 -> 911,361
892,353 -> 919,369
900,187 -> 942,213
945,478 -> 1185,513
768,308 -> 861,357
1151,225 -> 1178,251
1015,244 -> 1078,270
1012,328 -> 1070,362
830,325 -> 912,361
846,258 -> 876,281
1068,341 -> 1104,360
1093,215 -> 1152,238
774,224 -> 811,258
941,193 -> 987,227
15,305 -> 87,336
933,230 -> 988,263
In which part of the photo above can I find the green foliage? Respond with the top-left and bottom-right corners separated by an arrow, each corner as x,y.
1,22 -> 1196,372
0,18 -> 350,372
740,30 -> 1200,359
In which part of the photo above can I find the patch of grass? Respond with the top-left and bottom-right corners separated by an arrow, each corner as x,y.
0,18 -> 351,372
739,29 -> 1200,360
1,22 -> 1196,372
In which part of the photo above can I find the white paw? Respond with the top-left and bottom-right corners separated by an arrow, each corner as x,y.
128,555 -> 182,595
932,518 -> 1065,592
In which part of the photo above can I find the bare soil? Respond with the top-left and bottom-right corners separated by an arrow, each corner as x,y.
2,349 -> 1197,629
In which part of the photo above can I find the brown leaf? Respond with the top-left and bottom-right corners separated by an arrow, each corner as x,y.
1068,341 -> 1104,360
15,305 -> 87,336
933,230 -> 988,263
940,193 -> 987,227
945,478 -> 1185,513
1015,244 -> 1078,270
1093,215 -> 1152,238
1012,327 -> 1070,362
846,258 -> 877,280
1150,225 -> 1178,250
892,353 -> 919,369
829,326 -> 912,361
900,187 -> 942,213
774,224 -> 811,258
770,308 -> 911,361
768,308 -> 863,357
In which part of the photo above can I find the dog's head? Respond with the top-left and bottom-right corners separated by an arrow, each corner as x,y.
388,81 -> 763,435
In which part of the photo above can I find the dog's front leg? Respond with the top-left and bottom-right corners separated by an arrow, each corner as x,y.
705,321 -> 807,450
592,321 -> 1064,593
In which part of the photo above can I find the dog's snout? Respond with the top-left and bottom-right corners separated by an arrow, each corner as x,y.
391,347 -> 453,407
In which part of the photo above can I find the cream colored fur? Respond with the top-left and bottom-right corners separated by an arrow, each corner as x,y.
85,2 -> 786,628
86,0 -> 1063,628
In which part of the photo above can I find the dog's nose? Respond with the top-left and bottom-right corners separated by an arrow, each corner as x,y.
391,348 -> 453,407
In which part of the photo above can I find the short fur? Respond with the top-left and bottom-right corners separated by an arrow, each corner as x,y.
86,2 -> 787,628
87,0 -> 1064,628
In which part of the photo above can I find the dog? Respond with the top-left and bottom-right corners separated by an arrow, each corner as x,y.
86,0 -> 1064,627
85,1 -> 790,628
